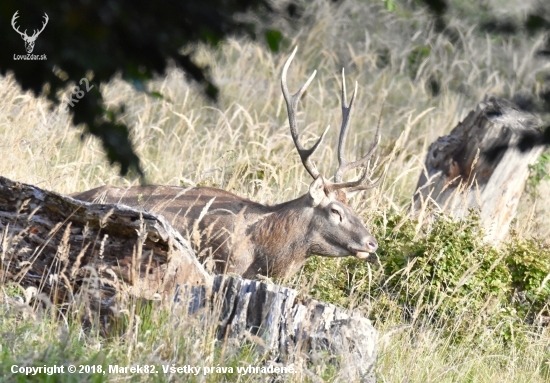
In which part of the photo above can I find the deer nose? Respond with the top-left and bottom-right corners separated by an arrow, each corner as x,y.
366,237 -> 378,252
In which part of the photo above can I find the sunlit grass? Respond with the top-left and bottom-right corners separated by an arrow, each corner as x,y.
1,0 -> 550,382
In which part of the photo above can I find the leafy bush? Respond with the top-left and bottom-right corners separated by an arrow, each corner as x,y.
299,209 -> 550,341
506,235 -> 550,320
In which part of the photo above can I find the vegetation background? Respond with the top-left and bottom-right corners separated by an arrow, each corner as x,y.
1,0 -> 550,381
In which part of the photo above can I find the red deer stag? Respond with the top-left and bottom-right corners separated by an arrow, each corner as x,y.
72,48 -> 381,279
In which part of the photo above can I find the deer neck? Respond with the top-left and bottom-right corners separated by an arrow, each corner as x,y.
246,194 -> 315,278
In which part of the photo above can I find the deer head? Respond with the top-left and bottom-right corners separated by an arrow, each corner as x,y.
281,47 -> 381,259
11,11 -> 49,54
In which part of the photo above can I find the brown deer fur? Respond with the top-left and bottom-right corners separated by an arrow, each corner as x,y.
72,177 -> 377,279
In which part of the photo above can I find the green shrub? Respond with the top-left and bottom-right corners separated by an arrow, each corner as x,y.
299,209 -> 550,341
506,235 -> 550,320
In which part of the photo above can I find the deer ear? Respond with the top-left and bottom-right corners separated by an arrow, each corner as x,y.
309,176 -> 326,207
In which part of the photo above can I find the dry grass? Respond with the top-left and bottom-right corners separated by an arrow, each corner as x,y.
1,0 -> 550,381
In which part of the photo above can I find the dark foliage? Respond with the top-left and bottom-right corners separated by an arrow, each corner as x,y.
526,13 -> 550,34
0,0 -> 274,179
480,18 -> 518,35
483,125 -> 550,163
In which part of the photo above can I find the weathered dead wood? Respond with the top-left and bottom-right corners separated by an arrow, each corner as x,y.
177,276 -> 378,383
415,96 -> 545,242
0,176 -> 210,306
0,176 -> 378,380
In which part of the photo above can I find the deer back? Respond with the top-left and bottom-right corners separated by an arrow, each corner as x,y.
72,185 -> 274,275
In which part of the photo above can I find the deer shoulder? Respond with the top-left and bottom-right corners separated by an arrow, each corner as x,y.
72,47 -> 381,279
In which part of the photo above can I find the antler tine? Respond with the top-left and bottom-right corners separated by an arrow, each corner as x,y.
11,11 -> 25,37
36,13 -> 49,35
282,47 -> 330,179
29,13 -> 48,38
334,68 -> 358,183
331,71 -> 382,191
333,154 -> 382,192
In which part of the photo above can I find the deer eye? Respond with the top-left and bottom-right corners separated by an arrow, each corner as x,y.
331,208 -> 342,222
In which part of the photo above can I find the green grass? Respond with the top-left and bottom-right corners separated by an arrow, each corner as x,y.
295,210 -> 550,381
1,0 -> 550,381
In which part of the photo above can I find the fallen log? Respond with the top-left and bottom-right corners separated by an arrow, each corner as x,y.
0,176 -> 210,306
177,276 -> 378,383
415,96 -> 545,242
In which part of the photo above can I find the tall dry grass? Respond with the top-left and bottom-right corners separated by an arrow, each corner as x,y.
1,0 -> 550,381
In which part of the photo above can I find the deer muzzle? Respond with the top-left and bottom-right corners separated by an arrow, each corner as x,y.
351,237 -> 378,259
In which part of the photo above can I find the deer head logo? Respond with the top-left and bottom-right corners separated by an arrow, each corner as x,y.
11,11 -> 49,54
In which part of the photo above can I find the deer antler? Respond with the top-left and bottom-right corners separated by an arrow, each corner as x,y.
281,47 -> 330,179
282,48 -> 381,191
11,11 -> 26,38
32,13 -> 49,39
11,11 -> 48,40
330,68 -> 381,192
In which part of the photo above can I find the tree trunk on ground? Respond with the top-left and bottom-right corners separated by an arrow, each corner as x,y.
177,276 -> 378,383
0,176 -> 210,307
415,96 -> 544,242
